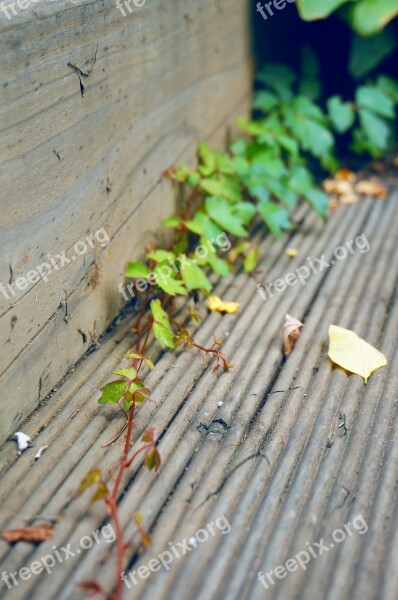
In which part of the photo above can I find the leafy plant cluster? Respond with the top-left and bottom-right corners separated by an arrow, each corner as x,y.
77,57 -> 398,600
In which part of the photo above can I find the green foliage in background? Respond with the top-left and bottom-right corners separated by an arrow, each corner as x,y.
296,0 -> 398,36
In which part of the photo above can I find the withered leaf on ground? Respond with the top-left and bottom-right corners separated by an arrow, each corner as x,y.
355,179 -> 388,198
1,523 -> 54,544
284,314 -> 303,356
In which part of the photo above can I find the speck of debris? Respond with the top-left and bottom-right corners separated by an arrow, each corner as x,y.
13,432 -> 32,455
217,401 -> 223,407
35,445 -> 49,460
188,537 -> 198,548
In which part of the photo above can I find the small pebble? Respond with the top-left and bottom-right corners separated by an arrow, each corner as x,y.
188,537 -> 198,548
217,401 -> 223,407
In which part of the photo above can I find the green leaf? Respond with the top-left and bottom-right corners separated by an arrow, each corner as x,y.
376,75 -> 398,104
356,86 -> 395,118
288,166 -> 314,194
233,202 -> 257,224
151,299 -> 175,349
91,482 -> 109,505
253,91 -> 279,113
184,220 -> 204,235
359,108 -> 391,150
125,262 -> 150,278
215,153 -> 236,174
113,368 -> 137,380
125,352 -> 155,370
205,253 -> 231,276
349,0 -> 398,37
257,64 -> 296,101
291,118 -> 335,158
251,150 -> 286,178
145,448 -> 161,472
180,258 -> 212,292
205,197 -> 248,237
147,250 -> 174,263
244,246 -> 260,273
162,216 -> 182,228
327,96 -> 355,133
296,0 -> 348,20
153,263 -> 188,296
198,141 -> 216,176
192,211 -> 223,239
349,30 -> 397,78
98,381 -> 128,405
78,470 -> 102,496
258,202 -> 291,238
305,189 -> 329,220
200,175 -> 242,203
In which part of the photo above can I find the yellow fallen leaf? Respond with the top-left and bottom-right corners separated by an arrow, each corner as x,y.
207,296 -> 239,314
285,248 -> 298,258
328,325 -> 387,383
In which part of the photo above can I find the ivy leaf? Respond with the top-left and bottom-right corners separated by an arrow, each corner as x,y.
358,109 -> 391,151
142,427 -> 159,443
376,75 -> 398,104
153,263 -> 187,296
233,202 -> 257,224
78,470 -> 102,496
258,202 -> 291,238
91,482 -> 109,505
125,262 -> 150,278
125,352 -> 155,369
205,197 -> 248,237
200,174 -> 242,203
257,63 -> 296,101
180,258 -> 212,292
151,299 -> 175,349
98,381 -> 128,405
244,246 -> 260,273
327,96 -> 355,133
145,448 -> 161,472
198,141 -> 216,176
253,91 -> 279,112
356,86 -> 395,118
192,211 -> 223,239
147,249 -> 174,263
113,368 -> 137,380
305,189 -> 329,220
162,216 -> 182,228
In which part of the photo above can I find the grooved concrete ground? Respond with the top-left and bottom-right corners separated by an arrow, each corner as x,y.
0,190 -> 397,600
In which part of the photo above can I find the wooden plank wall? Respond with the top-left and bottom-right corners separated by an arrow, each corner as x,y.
0,0 -> 253,444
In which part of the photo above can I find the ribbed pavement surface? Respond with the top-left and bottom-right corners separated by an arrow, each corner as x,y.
0,189 -> 397,600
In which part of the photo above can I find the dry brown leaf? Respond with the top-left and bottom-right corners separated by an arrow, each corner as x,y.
335,168 -> 357,182
355,179 -> 388,198
329,196 -> 339,211
340,192 -> 358,205
323,178 -> 353,196
392,155 -> 398,168
284,314 -> 303,357
1,523 -> 54,544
